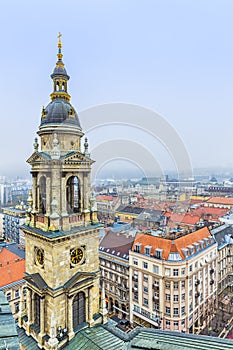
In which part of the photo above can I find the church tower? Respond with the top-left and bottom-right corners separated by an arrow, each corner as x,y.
18,35 -> 102,349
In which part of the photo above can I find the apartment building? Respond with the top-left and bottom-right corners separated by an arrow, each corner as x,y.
129,227 -> 218,333
2,206 -> 27,245
99,230 -> 135,318
211,224 -> 233,293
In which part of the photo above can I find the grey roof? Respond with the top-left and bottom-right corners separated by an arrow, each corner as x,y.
0,291 -> 20,350
66,322 -> 233,350
100,231 -> 135,260
17,327 -> 39,350
21,223 -> 102,240
211,224 -> 233,248
40,99 -> 81,127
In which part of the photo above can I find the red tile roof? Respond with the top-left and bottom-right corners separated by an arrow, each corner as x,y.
96,195 -> 118,202
206,197 -> 233,206
132,227 -> 211,260
166,213 -> 200,226
0,248 -> 25,287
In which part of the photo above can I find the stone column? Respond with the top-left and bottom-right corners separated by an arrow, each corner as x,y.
88,287 -> 94,326
26,289 -> 32,336
40,297 -> 45,334
31,291 -> 35,324
68,297 -> 75,340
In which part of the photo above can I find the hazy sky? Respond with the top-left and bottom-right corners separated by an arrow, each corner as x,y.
0,0 -> 233,178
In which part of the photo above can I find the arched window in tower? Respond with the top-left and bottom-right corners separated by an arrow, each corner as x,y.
66,176 -> 80,213
56,81 -> 59,91
39,176 -> 46,214
72,292 -> 85,330
62,82 -> 65,91
34,293 -> 40,326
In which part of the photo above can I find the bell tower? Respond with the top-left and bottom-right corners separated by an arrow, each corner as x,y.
18,34 -> 102,349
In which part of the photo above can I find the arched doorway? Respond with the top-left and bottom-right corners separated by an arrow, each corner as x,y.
66,176 -> 80,214
73,292 -> 85,329
34,293 -> 40,326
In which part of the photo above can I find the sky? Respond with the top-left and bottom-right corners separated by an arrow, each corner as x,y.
0,0 -> 233,179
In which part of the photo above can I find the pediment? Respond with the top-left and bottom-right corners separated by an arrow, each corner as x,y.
64,271 -> 97,290
27,152 -> 51,164
62,151 -> 94,164
24,272 -> 48,291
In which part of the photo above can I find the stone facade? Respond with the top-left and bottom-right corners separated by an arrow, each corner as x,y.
18,36 -> 103,350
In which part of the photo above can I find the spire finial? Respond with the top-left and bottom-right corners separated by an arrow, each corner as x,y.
57,32 -> 63,61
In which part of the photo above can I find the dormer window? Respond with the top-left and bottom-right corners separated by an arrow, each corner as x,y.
182,248 -> 188,258
134,244 -> 141,253
155,248 -> 163,260
145,246 -> 152,256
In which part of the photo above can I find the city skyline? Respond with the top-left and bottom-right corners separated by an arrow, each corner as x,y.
1,1 -> 233,178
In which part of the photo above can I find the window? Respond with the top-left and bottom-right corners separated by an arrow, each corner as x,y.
134,305 -> 140,313
173,308 -> 179,316
181,306 -> 185,315
165,281 -> 170,289
154,303 -> 159,311
174,295 -> 179,302
133,259 -> 138,266
174,321 -> 179,327
189,265 -> 192,272
143,298 -> 148,306
165,294 -> 170,301
154,279 -> 159,286
144,274 -> 148,282
165,268 -> 170,276
143,262 -> 148,269
15,302 -> 19,313
173,269 -> 179,276
166,320 -> 171,327
181,293 -> 185,301
189,290 -> 192,297
135,244 -> 141,253
133,294 -> 138,301
15,290 -> 19,299
174,282 -> 179,289
155,249 -> 163,259
145,246 -> 151,256
144,286 -> 148,294
181,281 -> 185,288
153,265 -> 159,274
6,292 -> 11,301
181,268 -> 185,275
165,307 -> 170,315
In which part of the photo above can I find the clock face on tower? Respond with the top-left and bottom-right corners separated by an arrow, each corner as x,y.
70,247 -> 84,265
35,247 -> 44,267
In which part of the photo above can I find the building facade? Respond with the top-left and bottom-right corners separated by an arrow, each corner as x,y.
99,230 -> 135,319
2,206 -> 27,245
129,227 -> 218,334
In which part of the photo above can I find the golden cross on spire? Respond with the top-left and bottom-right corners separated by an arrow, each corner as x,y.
58,32 -> 62,42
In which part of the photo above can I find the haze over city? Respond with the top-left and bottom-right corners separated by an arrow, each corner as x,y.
0,0 -> 233,178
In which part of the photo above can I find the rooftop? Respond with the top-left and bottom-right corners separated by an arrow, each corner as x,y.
0,248 -> 25,287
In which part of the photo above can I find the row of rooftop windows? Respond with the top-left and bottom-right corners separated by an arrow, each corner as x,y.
134,236 -> 215,259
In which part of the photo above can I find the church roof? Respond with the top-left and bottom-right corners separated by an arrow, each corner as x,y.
65,321 -> 233,350
0,291 -> 20,350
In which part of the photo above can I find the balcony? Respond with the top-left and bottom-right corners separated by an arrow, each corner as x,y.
132,276 -> 138,282
210,268 -> 214,274
195,280 -> 200,286
153,295 -> 159,302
